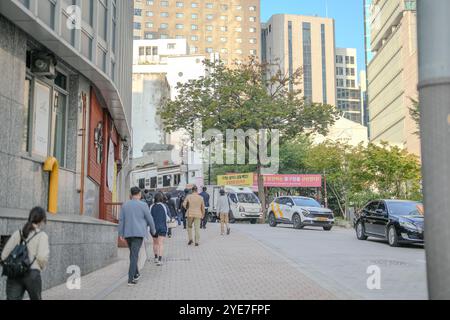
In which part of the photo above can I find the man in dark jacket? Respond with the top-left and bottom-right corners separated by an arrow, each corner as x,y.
199,187 -> 210,229
165,193 -> 178,238
178,189 -> 190,229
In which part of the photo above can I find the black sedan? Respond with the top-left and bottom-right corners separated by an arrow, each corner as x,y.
354,200 -> 424,247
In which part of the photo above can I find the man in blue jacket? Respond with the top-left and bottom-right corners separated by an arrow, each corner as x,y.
119,187 -> 156,286
199,187 -> 210,229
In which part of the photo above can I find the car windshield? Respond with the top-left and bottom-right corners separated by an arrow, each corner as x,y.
292,198 -> 321,208
237,193 -> 260,204
387,201 -> 424,216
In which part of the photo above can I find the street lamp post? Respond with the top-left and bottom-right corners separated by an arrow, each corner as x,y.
417,0 -> 450,299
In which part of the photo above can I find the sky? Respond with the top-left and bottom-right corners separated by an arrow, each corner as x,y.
260,0 -> 366,74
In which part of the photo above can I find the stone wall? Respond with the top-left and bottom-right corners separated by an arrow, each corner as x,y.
0,210 -> 118,300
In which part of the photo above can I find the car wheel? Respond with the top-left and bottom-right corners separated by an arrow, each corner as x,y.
356,221 -> 368,240
250,219 -> 257,224
323,226 -> 332,231
293,214 -> 303,229
388,225 -> 399,247
268,212 -> 277,227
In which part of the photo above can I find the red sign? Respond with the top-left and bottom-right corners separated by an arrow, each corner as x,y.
253,174 -> 322,188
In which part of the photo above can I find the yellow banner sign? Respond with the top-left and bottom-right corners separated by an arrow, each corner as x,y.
217,173 -> 254,187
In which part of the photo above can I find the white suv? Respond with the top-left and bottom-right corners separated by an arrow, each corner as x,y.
267,196 -> 334,231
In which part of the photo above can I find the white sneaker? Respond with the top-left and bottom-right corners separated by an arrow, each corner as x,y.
154,257 -> 159,264
157,260 -> 163,266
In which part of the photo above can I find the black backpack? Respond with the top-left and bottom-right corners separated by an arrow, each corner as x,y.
1,231 -> 40,279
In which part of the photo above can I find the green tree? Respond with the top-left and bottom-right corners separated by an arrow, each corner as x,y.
160,58 -> 338,215
409,99 -> 420,136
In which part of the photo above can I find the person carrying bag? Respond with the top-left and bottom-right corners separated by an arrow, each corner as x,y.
1,207 -> 49,300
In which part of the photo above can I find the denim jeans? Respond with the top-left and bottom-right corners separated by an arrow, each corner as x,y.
126,237 -> 143,282
6,269 -> 42,300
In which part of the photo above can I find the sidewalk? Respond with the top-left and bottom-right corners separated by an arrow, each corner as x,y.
43,223 -> 338,300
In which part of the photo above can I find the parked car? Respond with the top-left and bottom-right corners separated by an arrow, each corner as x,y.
267,196 -> 334,231
354,200 -> 424,247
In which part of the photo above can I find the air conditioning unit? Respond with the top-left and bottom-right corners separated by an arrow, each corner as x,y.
31,51 -> 57,79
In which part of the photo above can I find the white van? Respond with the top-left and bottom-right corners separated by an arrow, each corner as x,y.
206,186 -> 263,224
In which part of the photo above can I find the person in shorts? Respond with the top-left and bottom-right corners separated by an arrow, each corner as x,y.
150,192 -> 169,266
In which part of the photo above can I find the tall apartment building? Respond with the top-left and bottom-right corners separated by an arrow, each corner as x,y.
365,0 -> 420,156
336,48 -> 362,124
262,14 -> 336,106
133,0 -> 261,65
0,0 -> 133,297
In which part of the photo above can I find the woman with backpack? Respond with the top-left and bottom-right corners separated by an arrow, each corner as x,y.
1,207 -> 49,300
150,193 -> 169,266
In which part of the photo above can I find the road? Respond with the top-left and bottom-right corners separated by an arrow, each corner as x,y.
232,223 -> 427,300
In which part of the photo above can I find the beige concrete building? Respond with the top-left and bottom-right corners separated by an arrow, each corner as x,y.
133,0 -> 261,65
366,0 -> 420,156
262,14 -> 336,106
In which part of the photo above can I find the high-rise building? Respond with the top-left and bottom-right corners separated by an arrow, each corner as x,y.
336,48 -> 362,124
133,0 -> 261,65
262,14 -> 336,106
360,70 -> 369,128
365,0 -> 420,156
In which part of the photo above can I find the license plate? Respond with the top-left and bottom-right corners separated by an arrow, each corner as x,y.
317,217 -> 328,222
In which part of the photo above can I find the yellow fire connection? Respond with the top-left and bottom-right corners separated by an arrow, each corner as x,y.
43,157 -> 59,214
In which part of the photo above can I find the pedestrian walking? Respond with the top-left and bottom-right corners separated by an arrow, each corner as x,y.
216,189 -> 232,236
183,185 -> 205,246
1,207 -> 49,300
165,193 -> 178,238
119,187 -> 156,286
142,189 -> 153,208
199,187 -> 210,229
150,193 -> 169,266
178,189 -> 190,229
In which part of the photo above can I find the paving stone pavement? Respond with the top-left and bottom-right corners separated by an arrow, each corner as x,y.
43,224 -> 340,300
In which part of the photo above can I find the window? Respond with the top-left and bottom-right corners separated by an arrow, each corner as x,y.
82,0 -> 94,26
235,16 -> 242,21
134,9 -> 142,16
235,27 -> 242,32
98,0 -> 108,40
147,0 -> 154,4
160,34 -> 168,39
220,37 -> 227,43
52,89 -> 68,167
221,4 -> 228,10
175,35 -> 185,39
206,47 -> 213,53
175,24 -> 183,29
206,2 -> 213,9
191,2 -> 198,8
206,36 -> 213,42
249,5 -> 256,11
190,46 -> 198,53
163,175 -> 171,187
236,38 -> 242,43
249,27 -> 256,33
152,46 -> 158,55
336,67 -> 344,75
134,22 -> 142,30
144,32 -> 154,39
249,16 -> 256,22
220,26 -> 227,32
220,48 -> 228,53
249,38 -> 256,44
191,35 -> 198,41
160,23 -> 168,29
336,55 -> 343,64
206,25 -> 213,31
160,12 -> 169,17
206,14 -> 214,20
250,49 -> 257,55
302,22 -> 312,101
190,13 -> 197,19
220,15 -> 227,21
160,0 -> 168,6
191,24 -> 198,30
177,13 -> 185,18
146,22 -> 153,28
150,177 -> 157,189
146,11 -> 153,16
176,1 -> 183,7
236,5 -> 242,10
235,49 -> 242,54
